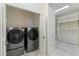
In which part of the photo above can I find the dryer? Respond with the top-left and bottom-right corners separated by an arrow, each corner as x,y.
7,27 -> 24,56
24,27 -> 39,53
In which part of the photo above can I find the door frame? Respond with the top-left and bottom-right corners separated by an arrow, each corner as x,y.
2,3 -> 7,56
0,3 -> 3,56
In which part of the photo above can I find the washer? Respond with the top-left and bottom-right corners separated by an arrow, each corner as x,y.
7,27 -> 24,56
24,27 -> 39,53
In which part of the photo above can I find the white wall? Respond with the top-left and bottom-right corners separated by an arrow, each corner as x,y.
39,4 -> 48,56
47,5 -> 55,55
6,5 -> 39,27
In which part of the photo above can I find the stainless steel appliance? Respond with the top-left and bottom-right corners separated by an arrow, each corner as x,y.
24,27 -> 39,53
7,27 -> 24,56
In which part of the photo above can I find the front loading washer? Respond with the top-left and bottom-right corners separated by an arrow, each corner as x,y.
24,27 -> 39,53
7,27 -> 24,56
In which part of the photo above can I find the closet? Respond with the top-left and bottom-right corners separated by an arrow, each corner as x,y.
5,5 -> 40,56
56,14 -> 79,55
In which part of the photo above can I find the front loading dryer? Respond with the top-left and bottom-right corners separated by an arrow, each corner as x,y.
24,27 -> 39,53
7,27 -> 24,56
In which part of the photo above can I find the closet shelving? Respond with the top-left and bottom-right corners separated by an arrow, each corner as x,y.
56,14 -> 79,54
56,15 -> 79,44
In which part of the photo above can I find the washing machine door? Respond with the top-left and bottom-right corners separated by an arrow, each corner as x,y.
7,29 -> 24,44
28,28 -> 39,40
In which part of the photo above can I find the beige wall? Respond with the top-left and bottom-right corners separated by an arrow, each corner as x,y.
6,5 -> 39,27
33,14 -> 39,27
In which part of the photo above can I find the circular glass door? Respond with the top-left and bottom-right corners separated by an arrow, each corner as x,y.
28,28 -> 39,41
7,29 -> 24,44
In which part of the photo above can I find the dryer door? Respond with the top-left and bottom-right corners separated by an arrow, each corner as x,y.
7,29 -> 24,44
28,28 -> 39,41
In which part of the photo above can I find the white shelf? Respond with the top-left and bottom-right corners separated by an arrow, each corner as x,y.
57,19 -> 78,23
57,15 -> 79,23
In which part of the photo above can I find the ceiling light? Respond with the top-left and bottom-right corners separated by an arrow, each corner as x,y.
55,5 -> 70,12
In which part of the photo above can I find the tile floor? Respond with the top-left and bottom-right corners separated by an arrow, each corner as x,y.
22,50 -> 40,56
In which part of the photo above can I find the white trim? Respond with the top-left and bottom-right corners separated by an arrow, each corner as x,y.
2,3 -> 7,56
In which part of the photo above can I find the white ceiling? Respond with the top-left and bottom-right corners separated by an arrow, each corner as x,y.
50,3 -> 79,17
